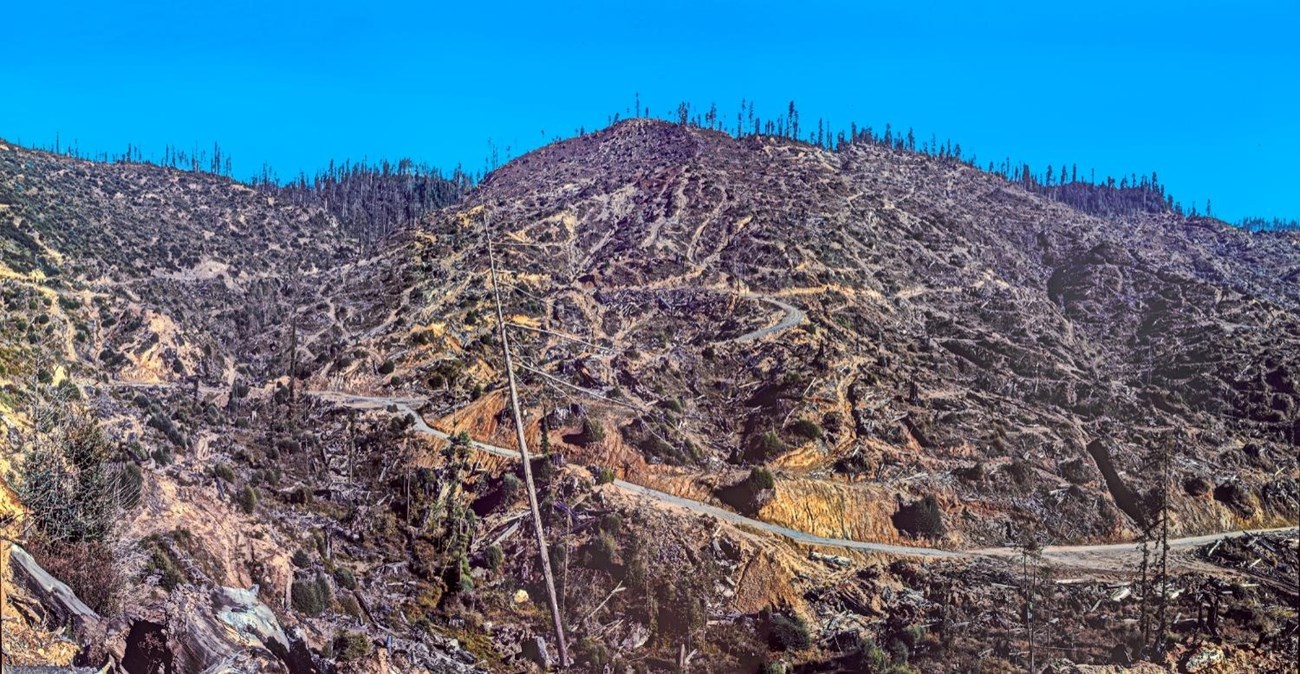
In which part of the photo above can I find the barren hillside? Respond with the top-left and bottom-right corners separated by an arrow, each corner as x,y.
349,118 -> 1299,548
0,122 -> 1295,673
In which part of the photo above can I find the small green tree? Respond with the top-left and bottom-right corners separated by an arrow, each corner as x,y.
237,485 -> 257,514
334,630 -> 371,661
291,573 -> 331,616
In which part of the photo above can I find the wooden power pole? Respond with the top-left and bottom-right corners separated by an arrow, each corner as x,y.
488,236 -> 570,668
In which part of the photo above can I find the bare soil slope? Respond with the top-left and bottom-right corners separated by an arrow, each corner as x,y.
355,119 -> 1298,547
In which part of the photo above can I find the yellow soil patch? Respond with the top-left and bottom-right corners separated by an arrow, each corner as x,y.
435,390 -> 509,442
758,478 -> 906,544
455,205 -> 486,228
128,473 -> 295,602
26,231 -> 64,267
770,442 -> 825,471
416,321 -> 448,337
115,310 -> 200,384
508,314 -> 541,328
730,548 -> 803,615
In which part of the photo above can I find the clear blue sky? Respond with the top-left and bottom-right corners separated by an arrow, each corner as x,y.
2,1 -> 1297,221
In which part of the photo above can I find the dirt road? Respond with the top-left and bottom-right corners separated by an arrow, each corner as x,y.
731,293 -> 805,343
310,390 -> 1297,571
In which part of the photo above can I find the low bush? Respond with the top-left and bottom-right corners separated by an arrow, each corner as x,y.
333,631 -> 371,662
333,566 -> 357,590
766,611 -> 811,651
748,466 -> 776,491
501,472 -> 522,500
580,417 -> 606,445
788,418 -> 823,441
291,574 -> 332,616
484,545 -> 504,571
213,463 -> 236,483
144,540 -> 185,591
891,495 -> 945,538
746,431 -> 789,462
237,485 -> 257,514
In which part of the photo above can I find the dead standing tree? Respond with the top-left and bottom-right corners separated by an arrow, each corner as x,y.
1133,432 -> 1174,659
488,234 -> 570,667
1015,529 -> 1046,674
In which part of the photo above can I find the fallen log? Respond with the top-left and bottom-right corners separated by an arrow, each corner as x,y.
9,545 -> 103,637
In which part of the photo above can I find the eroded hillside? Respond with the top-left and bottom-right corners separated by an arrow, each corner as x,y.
343,119 -> 1299,549
0,123 -> 1296,673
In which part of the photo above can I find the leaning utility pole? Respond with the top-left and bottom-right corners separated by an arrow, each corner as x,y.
488,235 -> 570,667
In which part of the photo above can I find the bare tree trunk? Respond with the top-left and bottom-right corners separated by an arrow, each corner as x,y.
1138,531 -> 1151,650
489,236 -> 569,667
1155,436 -> 1172,653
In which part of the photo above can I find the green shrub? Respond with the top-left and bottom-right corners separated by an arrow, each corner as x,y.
333,631 -> 371,662
501,473 -> 522,501
144,542 -> 185,591
485,545 -> 504,571
580,417 -> 606,445
891,495 -> 945,538
767,612 -> 811,651
788,418 -> 823,441
337,594 -> 363,619
291,574 -> 331,616
748,467 -> 776,491
333,566 -> 357,590
213,463 -> 235,483
857,639 -> 889,670
292,485 -> 314,505
237,485 -> 257,514
747,430 -> 789,462
596,467 -> 616,485
377,360 -> 396,376
145,443 -> 168,464
292,549 -> 312,568
147,413 -> 187,449
903,623 -> 926,650
887,638 -> 910,665
599,513 -> 623,535
444,555 -> 473,594
575,636 -> 612,669
15,406 -> 125,542
118,463 -> 143,510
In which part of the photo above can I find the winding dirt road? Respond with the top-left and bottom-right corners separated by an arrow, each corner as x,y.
731,293 -> 806,344
310,390 -> 1297,571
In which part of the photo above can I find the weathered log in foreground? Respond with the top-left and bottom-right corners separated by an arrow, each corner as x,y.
8,545 -> 306,673
9,545 -> 104,636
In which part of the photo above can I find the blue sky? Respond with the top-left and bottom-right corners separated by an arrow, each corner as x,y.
2,1 -> 1297,221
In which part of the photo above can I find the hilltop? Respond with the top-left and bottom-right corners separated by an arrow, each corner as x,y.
354,118 -> 1299,546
